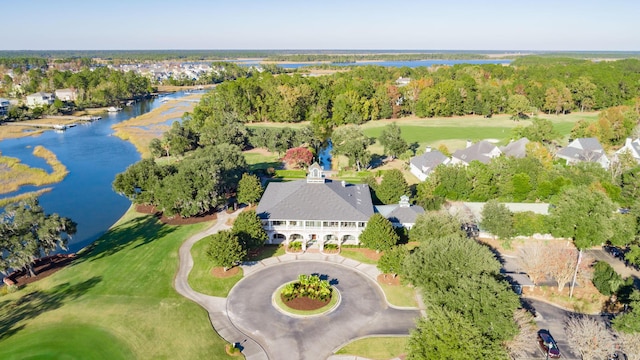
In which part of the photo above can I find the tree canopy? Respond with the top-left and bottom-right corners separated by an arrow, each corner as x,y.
0,198 -> 77,277
358,214 -> 399,252
206,230 -> 246,272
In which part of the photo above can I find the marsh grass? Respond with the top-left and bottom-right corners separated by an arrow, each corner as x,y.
0,146 -> 68,195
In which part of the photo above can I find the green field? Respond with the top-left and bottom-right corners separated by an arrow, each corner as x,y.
188,237 -> 244,297
0,208 -> 235,360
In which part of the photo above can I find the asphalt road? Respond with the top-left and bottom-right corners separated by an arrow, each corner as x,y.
226,261 -> 420,360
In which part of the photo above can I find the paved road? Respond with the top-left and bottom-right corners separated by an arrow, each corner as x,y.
587,248 -> 640,287
227,261 -> 420,360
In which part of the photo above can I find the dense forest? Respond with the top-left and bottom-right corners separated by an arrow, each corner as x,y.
191,58 -> 640,128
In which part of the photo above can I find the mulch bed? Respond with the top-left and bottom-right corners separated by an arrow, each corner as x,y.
377,273 -> 401,286
211,266 -> 241,278
3,254 -> 76,287
282,295 -> 330,311
135,204 -> 217,225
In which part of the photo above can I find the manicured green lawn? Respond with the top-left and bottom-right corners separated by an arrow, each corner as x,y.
0,207 -> 235,360
339,248 -> 379,265
0,323 -> 135,360
244,151 -> 281,172
188,237 -> 243,297
335,336 -> 408,360
378,280 -> 419,308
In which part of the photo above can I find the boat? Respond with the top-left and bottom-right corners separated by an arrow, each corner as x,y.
107,106 -> 122,112
126,100 -> 135,106
159,97 -> 169,103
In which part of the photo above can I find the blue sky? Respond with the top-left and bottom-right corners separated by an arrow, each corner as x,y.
4,0 -> 639,51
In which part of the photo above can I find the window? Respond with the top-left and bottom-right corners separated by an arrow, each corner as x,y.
358,222 -> 366,228
271,220 -> 284,226
322,221 -> 339,228
340,221 -> 356,228
289,220 -> 298,226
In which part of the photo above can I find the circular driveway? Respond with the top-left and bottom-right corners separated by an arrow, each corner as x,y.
227,261 -> 420,360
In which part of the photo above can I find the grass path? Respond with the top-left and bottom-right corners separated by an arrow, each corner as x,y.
0,207 -> 234,359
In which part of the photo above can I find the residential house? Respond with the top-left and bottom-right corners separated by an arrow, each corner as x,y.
500,138 -> 530,158
375,195 -> 425,230
0,98 -> 10,117
556,137 -> 610,169
616,138 -> 640,163
256,163 -> 374,251
54,88 -> 78,102
409,146 -> 450,181
26,92 -> 55,107
451,140 -> 502,165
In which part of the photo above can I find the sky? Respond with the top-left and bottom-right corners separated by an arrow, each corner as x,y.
3,0 -> 639,51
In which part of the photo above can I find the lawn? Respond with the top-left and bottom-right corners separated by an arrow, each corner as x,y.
335,336 -> 408,360
188,237 -> 244,297
361,112 -> 599,150
378,281 -> 419,308
339,248 -> 379,265
0,207 -> 235,360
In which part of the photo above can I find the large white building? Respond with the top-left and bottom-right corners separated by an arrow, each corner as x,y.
256,163 -> 423,251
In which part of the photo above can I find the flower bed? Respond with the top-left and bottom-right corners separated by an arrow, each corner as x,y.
280,274 -> 332,311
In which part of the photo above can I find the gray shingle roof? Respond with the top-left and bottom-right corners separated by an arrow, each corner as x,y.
557,137 -> 606,163
410,150 -> 448,174
574,137 -> 604,152
452,140 -> 500,164
500,138 -> 530,158
256,180 -> 374,221
376,204 -> 425,225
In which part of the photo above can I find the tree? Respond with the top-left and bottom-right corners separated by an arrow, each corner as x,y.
547,246 -> 580,292
512,118 -> 560,143
0,198 -> 77,277
375,169 -> 409,205
616,331 -> 640,359
517,243 -> 549,285
592,261 -> 624,296
331,125 -> 373,171
236,173 -> 263,207
232,210 -> 267,251
548,186 -> 615,249
565,316 -> 616,360
480,200 -> 514,241
377,245 -> 409,278
206,230 -> 246,271
282,147 -> 313,169
504,309 -> 539,360
407,308 -> 489,360
613,290 -> 640,334
359,214 -> 399,252
378,122 -> 408,158
409,211 -> 464,243
507,94 -> 530,119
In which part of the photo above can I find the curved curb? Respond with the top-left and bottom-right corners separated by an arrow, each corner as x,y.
240,254 -> 421,311
271,283 -> 342,319
173,210 -> 269,360
523,295 -> 602,316
330,334 -> 409,359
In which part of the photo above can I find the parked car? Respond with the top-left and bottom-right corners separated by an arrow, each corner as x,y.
537,329 -> 561,358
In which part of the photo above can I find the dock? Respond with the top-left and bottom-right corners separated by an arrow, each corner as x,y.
2,122 -> 77,130
43,115 -> 101,121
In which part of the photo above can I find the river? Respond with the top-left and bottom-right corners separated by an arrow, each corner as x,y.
0,91 -> 198,253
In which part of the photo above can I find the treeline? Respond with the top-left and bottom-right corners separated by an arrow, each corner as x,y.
3,66 -> 153,108
265,53 -> 491,62
192,58 -> 640,128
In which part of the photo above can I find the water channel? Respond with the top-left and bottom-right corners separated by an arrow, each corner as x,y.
0,91 -> 197,252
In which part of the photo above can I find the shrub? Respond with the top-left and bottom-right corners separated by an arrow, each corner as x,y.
281,274 -> 332,302
592,261 -> 624,296
324,243 -> 338,250
513,211 -> 549,236
288,241 -> 302,250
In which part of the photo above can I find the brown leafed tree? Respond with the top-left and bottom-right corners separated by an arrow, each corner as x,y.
565,316 -> 615,360
547,246 -> 579,292
504,309 -> 539,359
517,243 -> 548,285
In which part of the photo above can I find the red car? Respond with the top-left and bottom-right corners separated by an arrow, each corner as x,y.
538,329 -> 561,358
